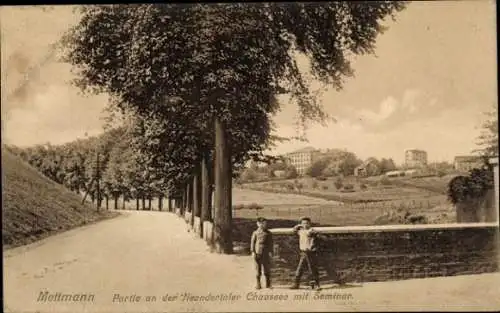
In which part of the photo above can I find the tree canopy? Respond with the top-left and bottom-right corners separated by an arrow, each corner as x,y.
474,107 -> 498,158
62,2 -> 407,131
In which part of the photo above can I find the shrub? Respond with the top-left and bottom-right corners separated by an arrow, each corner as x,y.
406,214 -> 428,224
247,203 -> 263,211
232,204 -> 245,210
437,170 -> 446,177
322,184 -> 329,190
316,176 -> 327,181
343,183 -> 354,190
447,167 -> 493,205
360,183 -> 368,190
286,167 -> 298,179
380,177 -> 391,185
334,179 -> 343,190
341,184 -> 355,193
312,181 -> 319,189
307,158 -> 330,178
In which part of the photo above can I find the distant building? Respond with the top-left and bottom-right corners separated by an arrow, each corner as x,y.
282,147 -> 321,176
454,156 -> 483,172
405,149 -> 428,168
404,169 -> 418,176
385,170 -> 404,177
273,170 -> 287,178
385,169 -> 418,177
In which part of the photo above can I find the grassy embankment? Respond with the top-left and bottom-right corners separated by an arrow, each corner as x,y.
2,148 -> 118,250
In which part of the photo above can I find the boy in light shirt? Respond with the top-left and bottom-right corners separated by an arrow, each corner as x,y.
290,216 -> 321,290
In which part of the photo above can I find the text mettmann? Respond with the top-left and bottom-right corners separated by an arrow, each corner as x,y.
37,291 -> 95,302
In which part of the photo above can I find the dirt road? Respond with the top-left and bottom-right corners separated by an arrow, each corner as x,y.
4,211 -> 500,312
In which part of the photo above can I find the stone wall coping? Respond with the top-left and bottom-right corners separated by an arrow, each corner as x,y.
269,222 -> 499,235
489,157 -> 498,165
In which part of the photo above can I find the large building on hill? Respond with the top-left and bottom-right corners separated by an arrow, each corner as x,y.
282,146 -> 321,176
453,155 -> 483,172
404,149 -> 428,168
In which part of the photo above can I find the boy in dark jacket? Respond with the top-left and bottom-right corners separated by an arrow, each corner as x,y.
250,217 -> 273,289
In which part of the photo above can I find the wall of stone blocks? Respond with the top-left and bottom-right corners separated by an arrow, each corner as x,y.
269,224 -> 499,285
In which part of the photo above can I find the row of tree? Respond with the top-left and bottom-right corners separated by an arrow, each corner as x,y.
6,119 -> 173,211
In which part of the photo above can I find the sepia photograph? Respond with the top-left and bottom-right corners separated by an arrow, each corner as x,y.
1,1 -> 499,312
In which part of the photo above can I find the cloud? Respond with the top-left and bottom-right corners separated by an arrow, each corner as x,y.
351,89 -> 451,134
359,96 -> 398,123
401,89 -> 421,113
1,6 -> 78,114
356,89 -> 424,127
3,83 -> 108,147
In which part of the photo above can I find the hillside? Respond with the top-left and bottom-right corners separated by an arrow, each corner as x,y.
2,148 -> 118,249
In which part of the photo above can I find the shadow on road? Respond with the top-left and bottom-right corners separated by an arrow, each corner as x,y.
270,283 -> 363,290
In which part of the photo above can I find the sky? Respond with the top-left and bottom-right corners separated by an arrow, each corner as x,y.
1,2 -> 497,165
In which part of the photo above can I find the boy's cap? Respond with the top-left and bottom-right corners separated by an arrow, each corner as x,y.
256,217 -> 267,222
299,216 -> 311,222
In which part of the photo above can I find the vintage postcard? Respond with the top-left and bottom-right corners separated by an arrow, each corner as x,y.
2,2 -> 499,312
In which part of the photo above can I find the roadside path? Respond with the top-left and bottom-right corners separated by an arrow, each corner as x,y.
4,211 -> 500,312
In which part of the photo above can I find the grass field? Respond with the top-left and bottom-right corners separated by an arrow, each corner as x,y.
2,148 -> 117,249
239,174 -> 454,204
231,173 -> 457,237
231,188 -> 454,225
230,186 -> 455,253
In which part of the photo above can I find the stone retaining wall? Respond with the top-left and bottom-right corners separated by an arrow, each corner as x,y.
269,223 -> 499,285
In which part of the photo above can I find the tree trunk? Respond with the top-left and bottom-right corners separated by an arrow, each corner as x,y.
105,195 -> 109,210
158,196 -> 163,212
91,193 -> 95,204
201,153 -> 212,239
122,195 -> 126,210
114,195 -> 118,210
193,166 -> 202,230
187,185 -> 190,213
213,117 -> 233,254
182,186 -> 188,215
186,182 -> 193,226
136,197 -> 140,211
142,195 -> 146,210
212,189 -> 215,220
96,153 -> 101,212
148,196 -> 152,211
168,195 -> 173,212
